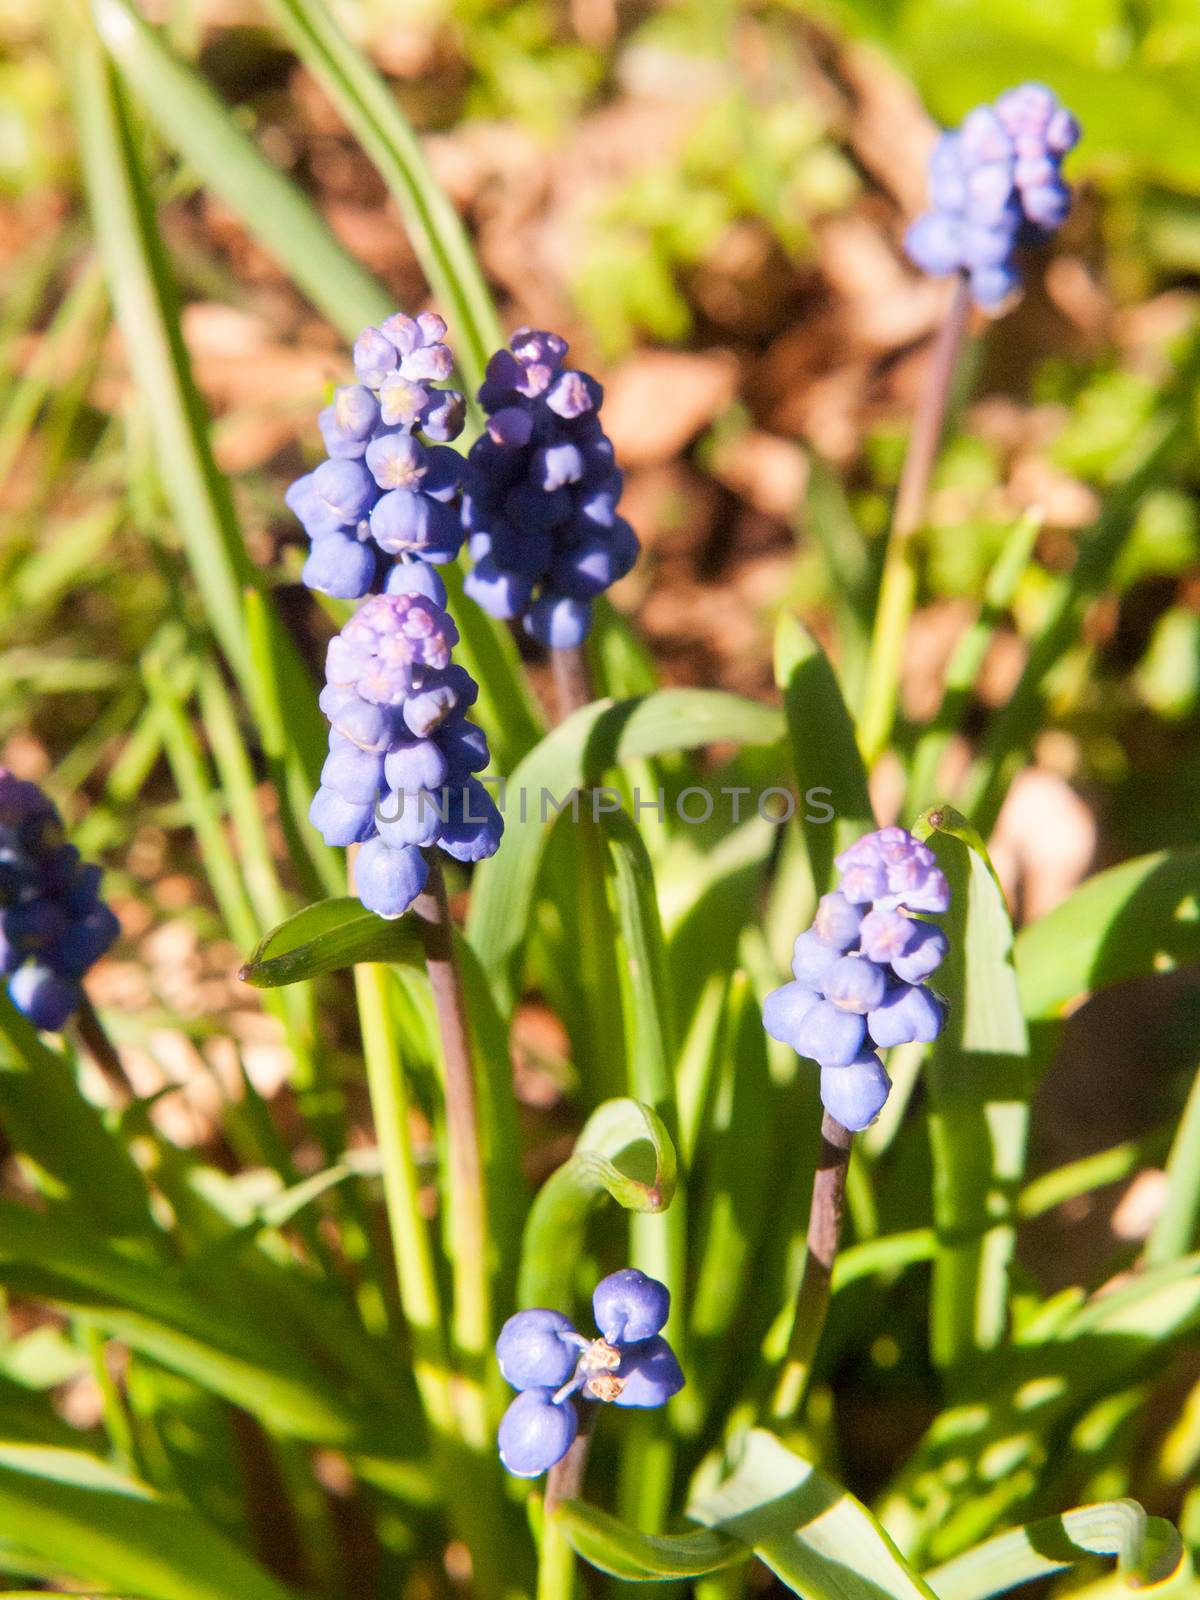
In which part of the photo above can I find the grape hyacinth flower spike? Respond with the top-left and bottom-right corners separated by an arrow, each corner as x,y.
309,592 -> 502,920
763,827 -> 950,1131
906,83 -> 1081,310
0,771 -> 120,1031
462,329 -> 639,652
285,311 -> 468,602
496,1268 -> 683,1477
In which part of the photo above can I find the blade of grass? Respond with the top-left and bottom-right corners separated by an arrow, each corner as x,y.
92,0 -> 392,339
261,0 -> 503,397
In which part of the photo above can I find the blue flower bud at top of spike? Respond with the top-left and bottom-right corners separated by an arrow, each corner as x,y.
287,310 -> 467,601
762,825 -> 950,1129
494,1268 -> 683,1477
905,83 -> 1080,311
0,769 -> 119,1031
310,593 -> 501,919
462,329 -> 638,645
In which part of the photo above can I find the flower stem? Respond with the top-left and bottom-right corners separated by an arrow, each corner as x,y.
412,858 -> 493,1445
73,994 -> 129,1091
769,1111 -> 854,1421
538,1406 -> 596,1600
858,274 -> 972,767
551,643 -> 593,723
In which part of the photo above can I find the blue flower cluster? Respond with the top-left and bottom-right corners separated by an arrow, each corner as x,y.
0,771 -> 119,1032
905,83 -> 1081,310
310,591 -> 502,919
462,329 -> 638,649
763,827 -> 950,1132
496,1268 -> 683,1477
285,312 -> 467,601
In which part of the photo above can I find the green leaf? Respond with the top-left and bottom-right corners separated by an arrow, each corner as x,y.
517,1098 -> 676,1311
688,1428 -> 939,1600
0,1442 -> 297,1600
915,807 -> 1029,1369
554,1498 -> 746,1582
1015,848 -> 1200,1024
924,1500 -> 1185,1600
775,615 -> 874,896
240,898 -> 424,988
0,1201 -> 399,1448
261,0 -> 502,398
0,994 -> 153,1238
90,0 -> 391,339
1147,1062 -> 1200,1266
467,689 -> 785,1012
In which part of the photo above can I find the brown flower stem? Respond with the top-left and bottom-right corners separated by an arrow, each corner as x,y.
551,643 -> 593,724
769,1111 -> 854,1421
74,994 -> 129,1092
858,273 -> 973,766
539,1405 -> 597,1600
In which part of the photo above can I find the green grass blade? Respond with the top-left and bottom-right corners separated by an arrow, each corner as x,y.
517,1098 -> 676,1311
915,808 -> 1029,1371
0,1443 -> 298,1600
554,1499 -> 747,1582
1146,1061 -> 1200,1266
689,1429 -> 939,1600
261,0 -> 502,395
924,1501 -> 1185,1599
241,898 -> 424,988
467,690 -> 785,1013
92,0 -> 392,339
775,615 -> 874,896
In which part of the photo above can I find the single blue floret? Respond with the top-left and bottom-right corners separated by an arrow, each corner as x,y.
495,1268 -> 683,1478
762,826 -> 950,1130
905,83 -> 1081,311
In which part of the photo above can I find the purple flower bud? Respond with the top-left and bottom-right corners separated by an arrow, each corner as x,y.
354,837 -> 428,920
498,1388 -> 578,1478
385,560 -> 447,607
376,787 -> 445,849
889,921 -> 948,984
593,1268 -> 670,1345
525,594 -> 592,650
867,982 -> 945,1049
9,964 -> 80,1031
497,1309 -> 580,1391
309,786 -> 377,847
366,432 -> 428,491
610,1336 -> 684,1408
303,533 -> 377,600
793,1000 -> 867,1069
464,557 -> 535,621
813,891 -> 866,950
312,458 -> 377,523
436,779 -> 503,863
321,733 -> 386,805
318,385 -> 380,459
383,738 -> 449,795
762,982 -> 819,1048
822,955 -> 888,1015
905,212 -> 964,276
353,326 -> 399,387
820,1051 -> 891,1132
791,929 -> 840,986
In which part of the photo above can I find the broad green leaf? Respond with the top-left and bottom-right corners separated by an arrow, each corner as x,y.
924,1500 -> 1185,1600
467,689 -> 785,1012
554,1498 -> 746,1582
90,0 -> 392,339
0,1443 -> 297,1600
0,1201 -> 400,1447
517,1098 -> 676,1311
688,1428 -> 938,1600
915,808 -> 1029,1370
1015,849 -> 1200,1024
775,615 -> 874,896
240,897 -> 424,988
0,994 -> 153,1238
262,0 -> 502,397
599,811 -> 686,1389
